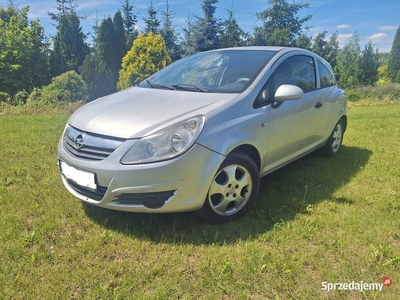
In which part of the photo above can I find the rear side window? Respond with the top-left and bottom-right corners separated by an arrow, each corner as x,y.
318,60 -> 336,88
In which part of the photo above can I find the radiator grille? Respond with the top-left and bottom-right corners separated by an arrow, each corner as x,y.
63,125 -> 124,161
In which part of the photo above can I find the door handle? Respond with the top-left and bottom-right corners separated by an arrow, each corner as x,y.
315,101 -> 323,108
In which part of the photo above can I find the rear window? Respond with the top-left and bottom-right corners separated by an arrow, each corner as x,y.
318,60 -> 336,88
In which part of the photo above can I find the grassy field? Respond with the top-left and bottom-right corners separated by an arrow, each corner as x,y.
0,102 -> 399,299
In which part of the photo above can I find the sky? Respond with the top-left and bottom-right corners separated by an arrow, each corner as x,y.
3,0 -> 399,52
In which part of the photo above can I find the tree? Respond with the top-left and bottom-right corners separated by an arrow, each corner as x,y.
360,41 -> 379,85
0,5 -> 50,95
311,31 -> 339,68
98,17 -> 114,56
48,0 -> 79,21
143,0 -> 161,35
121,0 -> 138,48
335,32 -> 362,88
181,16 -> 196,55
295,34 -> 312,50
388,26 -> 400,83
89,10 -> 101,48
311,31 -> 328,56
79,53 -> 114,101
253,0 -> 312,47
324,32 -> 340,69
98,11 -> 127,88
79,12 -> 116,100
49,1 -> 89,77
160,0 -> 181,61
181,0 -> 222,55
113,11 -> 127,61
118,33 -> 171,90
220,8 -> 250,48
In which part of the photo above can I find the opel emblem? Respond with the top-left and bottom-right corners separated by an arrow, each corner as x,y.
74,134 -> 85,150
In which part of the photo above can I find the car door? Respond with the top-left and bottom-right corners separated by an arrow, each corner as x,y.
314,59 -> 343,144
255,54 -> 324,174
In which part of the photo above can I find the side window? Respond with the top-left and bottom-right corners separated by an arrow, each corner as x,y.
285,55 -> 316,92
318,60 -> 336,88
254,55 -> 316,108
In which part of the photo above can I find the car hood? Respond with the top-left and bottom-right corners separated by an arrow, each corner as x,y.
68,86 -> 238,139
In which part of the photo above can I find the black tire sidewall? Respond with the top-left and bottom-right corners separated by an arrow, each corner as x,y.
323,119 -> 344,157
198,153 -> 260,223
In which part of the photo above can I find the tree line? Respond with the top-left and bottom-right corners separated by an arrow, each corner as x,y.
1,0 -> 399,104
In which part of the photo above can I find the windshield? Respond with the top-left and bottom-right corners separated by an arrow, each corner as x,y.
138,49 -> 277,93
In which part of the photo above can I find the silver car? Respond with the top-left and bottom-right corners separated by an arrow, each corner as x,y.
58,46 -> 346,223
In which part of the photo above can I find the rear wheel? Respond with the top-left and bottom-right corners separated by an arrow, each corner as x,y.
323,119 -> 345,157
198,153 -> 260,223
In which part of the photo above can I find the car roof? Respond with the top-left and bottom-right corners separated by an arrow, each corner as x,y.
209,46 -> 316,56
213,46 -> 331,65
214,46 -> 308,51
222,46 -> 284,50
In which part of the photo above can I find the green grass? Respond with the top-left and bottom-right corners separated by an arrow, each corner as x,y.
0,103 -> 399,299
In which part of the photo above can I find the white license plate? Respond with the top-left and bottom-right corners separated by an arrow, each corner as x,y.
60,161 -> 97,191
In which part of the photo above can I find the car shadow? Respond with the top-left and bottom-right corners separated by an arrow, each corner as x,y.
83,145 -> 372,245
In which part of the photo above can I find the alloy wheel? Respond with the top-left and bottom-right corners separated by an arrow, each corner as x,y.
208,164 -> 253,216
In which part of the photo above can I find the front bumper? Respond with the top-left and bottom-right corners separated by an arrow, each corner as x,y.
58,138 -> 224,213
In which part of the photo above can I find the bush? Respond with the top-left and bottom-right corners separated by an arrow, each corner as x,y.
27,88 -> 42,104
376,65 -> 391,86
346,90 -> 361,102
352,84 -> 400,101
41,71 -> 89,103
118,33 -> 171,90
14,91 -> 29,105
0,92 -> 11,103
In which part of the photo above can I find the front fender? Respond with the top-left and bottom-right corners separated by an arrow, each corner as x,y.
197,92 -> 269,159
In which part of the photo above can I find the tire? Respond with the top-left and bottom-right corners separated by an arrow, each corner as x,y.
198,153 -> 260,223
322,119 -> 345,157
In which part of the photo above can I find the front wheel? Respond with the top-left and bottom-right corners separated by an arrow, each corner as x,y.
322,119 -> 345,157
198,153 -> 260,223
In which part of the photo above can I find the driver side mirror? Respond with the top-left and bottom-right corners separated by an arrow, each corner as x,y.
271,84 -> 304,108
274,84 -> 304,102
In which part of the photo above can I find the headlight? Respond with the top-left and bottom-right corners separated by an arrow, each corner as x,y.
120,115 -> 205,164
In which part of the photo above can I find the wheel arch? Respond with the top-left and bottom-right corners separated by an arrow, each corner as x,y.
340,115 -> 347,132
227,144 -> 261,172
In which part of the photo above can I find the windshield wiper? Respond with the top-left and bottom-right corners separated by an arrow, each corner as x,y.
146,80 -> 175,90
172,84 -> 210,93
